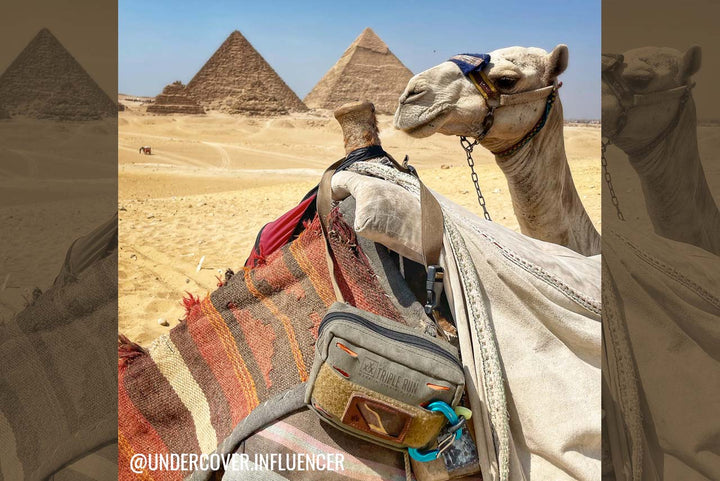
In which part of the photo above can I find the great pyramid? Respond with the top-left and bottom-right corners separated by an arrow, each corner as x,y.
147,81 -> 205,114
185,30 -> 307,116
304,28 -> 413,115
0,28 -> 116,120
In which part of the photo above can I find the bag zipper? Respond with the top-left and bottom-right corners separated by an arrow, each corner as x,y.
319,311 -> 462,369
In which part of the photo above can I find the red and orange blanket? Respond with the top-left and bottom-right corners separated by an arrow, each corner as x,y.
118,214 -> 407,480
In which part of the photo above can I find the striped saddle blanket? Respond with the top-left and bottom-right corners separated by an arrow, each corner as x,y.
118,214 -> 410,481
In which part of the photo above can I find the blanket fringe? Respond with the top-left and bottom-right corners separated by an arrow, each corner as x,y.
181,292 -> 202,318
118,334 -> 146,368
329,209 -> 357,246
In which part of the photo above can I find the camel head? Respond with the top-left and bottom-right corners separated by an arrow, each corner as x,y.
602,46 -> 701,151
394,45 -> 568,148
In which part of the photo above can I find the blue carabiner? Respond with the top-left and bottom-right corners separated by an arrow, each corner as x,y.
408,401 -> 464,462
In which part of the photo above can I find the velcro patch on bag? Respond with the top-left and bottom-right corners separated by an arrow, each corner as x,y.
342,393 -> 413,442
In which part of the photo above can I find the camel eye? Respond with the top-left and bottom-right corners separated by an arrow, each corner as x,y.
495,76 -> 519,90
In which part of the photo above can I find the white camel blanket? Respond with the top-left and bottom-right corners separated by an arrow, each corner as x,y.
332,162 -> 602,481
603,221 -> 720,481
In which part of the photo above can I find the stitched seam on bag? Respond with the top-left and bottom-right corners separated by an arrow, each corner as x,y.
614,232 -> 720,309
325,321 -> 462,373
476,231 -> 601,315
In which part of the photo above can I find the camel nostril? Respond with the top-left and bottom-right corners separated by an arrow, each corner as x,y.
400,77 -> 428,104
402,88 -> 427,104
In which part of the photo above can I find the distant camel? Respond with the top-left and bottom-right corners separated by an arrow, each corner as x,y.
394,45 -> 601,256
138,146 -> 151,155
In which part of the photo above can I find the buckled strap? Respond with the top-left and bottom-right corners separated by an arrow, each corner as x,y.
468,70 -> 499,104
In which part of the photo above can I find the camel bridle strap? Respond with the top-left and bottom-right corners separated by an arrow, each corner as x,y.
456,86 -> 559,221
449,53 -> 559,142
449,53 -> 561,220
602,53 -> 694,142
623,85 -> 693,158
466,79 -> 559,144
491,86 -> 558,158
468,69 -> 499,103
601,53 -> 696,221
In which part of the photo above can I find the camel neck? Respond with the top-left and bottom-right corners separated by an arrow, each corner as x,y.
491,99 -> 601,256
627,98 -> 720,255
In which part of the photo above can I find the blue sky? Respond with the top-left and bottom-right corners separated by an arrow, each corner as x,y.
120,0 -> 600,119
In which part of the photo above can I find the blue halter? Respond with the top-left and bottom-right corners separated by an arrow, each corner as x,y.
448,53 -> 491,75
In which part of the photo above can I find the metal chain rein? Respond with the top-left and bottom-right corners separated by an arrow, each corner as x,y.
601,138 -> 625,221
459,136 -> 492,221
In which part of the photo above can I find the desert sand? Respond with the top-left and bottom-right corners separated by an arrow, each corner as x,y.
0,117 -> 116,320
118,104 -> 602,345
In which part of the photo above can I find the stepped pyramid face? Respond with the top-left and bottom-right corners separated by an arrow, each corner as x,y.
304,28 -> 413,115
147,81 -> 205,115
0,28 -> 116,120
185,30 -> 307,116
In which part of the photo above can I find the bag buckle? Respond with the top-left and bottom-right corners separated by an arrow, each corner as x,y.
424,265 -> 444,315
408,401 -> 466,462
436,416 -> 467,456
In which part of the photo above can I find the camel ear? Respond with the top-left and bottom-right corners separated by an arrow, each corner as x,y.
546,44 -> 569,81
680,45 -> 701,81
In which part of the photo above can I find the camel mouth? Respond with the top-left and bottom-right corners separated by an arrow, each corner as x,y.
393,103 -> 451,138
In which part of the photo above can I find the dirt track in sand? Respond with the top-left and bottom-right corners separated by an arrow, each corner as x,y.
118,108 -> 603,345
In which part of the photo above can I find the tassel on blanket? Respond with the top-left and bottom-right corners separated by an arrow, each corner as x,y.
181,292 -> 202,318
118,334 -> 146,368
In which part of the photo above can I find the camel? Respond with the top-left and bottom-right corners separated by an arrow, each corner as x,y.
602,46 -> 720,480
116,101 -> 601,481
394,45 -> 601,257
602,46 -> 720,255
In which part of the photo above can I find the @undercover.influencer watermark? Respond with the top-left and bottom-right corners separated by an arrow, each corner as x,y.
130,452 -> 346,474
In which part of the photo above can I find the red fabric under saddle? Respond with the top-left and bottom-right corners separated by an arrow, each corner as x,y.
244,190 -> 317,268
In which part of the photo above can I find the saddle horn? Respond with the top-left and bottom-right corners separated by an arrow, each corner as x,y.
333,101 -> 382,154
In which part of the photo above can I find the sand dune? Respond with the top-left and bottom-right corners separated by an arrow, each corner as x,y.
119,109 -> 602,345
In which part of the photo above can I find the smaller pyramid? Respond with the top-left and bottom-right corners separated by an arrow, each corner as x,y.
186,30 -> 307,116
0,28 -> 116,120
304,28 -> 413,115
147,81 -> 205,114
